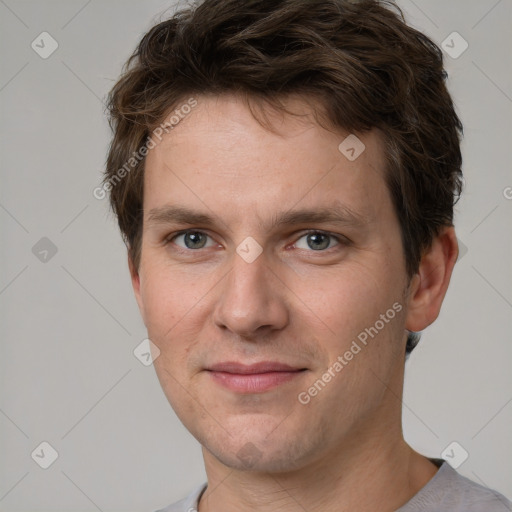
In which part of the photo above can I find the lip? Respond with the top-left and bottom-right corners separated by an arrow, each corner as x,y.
207,361 -> 305,374
206,361 -> 307,393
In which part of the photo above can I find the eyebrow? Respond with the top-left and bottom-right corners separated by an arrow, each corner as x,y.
147,203 -> 370,231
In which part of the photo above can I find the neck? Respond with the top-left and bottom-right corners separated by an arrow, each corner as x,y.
197,359 -> 438,512
198,420 -> 438,512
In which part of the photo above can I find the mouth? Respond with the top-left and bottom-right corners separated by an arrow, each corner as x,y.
205,361 -> 308,393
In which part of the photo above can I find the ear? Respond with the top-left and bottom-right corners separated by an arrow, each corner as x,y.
405,226 -> 459,333
128,253 -> 146,323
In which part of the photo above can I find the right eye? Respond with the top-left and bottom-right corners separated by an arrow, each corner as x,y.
169,230 -> 216,250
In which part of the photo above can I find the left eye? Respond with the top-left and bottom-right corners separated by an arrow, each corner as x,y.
294,232 -> 340,251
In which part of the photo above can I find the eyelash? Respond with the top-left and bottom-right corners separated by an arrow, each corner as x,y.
165,229 -> 348,252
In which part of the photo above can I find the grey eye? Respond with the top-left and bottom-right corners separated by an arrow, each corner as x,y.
295,232 -> 339,251
174,231 -> 213,249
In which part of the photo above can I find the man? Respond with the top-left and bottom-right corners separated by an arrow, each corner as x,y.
103,0 -> 511,510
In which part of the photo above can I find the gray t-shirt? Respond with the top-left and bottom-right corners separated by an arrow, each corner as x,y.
155,459 -> 512,512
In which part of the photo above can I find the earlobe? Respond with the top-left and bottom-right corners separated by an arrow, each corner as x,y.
405,226 -> 459,333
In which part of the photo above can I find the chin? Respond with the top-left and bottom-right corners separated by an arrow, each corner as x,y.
201,426 -> 322,474
210,445 -> 307,473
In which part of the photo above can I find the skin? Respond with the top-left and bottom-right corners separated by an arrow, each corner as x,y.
129,93 -> 459,511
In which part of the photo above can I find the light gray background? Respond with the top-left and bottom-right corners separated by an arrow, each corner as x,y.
1,0 -> 511,510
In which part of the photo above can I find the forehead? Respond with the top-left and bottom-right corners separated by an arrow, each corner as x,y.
143,94 -> 391,224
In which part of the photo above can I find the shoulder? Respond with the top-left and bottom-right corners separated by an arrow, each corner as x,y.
398,461 -> 512,512
153,483 -> 207,512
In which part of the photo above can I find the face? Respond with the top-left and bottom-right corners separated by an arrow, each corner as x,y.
131,93 -> 413,472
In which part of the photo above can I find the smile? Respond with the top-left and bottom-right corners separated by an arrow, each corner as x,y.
206,361 -> 308,393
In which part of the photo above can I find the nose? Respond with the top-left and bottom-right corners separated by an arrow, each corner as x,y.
213,249 -> 289,338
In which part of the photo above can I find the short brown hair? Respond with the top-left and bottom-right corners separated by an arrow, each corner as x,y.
104,0 -> 463,351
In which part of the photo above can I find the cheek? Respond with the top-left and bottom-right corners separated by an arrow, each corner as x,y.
139,265 -> 187,354
141,259 -> 197,321
140,269 -> 200,405
140,275 -> 173,329
139,261 -> 212,363
294,263 -> 406,383
299,264 -> 399,332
